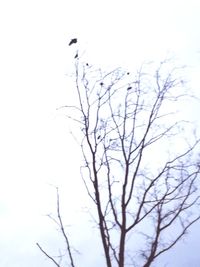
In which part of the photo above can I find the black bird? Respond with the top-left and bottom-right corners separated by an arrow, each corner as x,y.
74,52 -> 78,59
69,38 -> 77,46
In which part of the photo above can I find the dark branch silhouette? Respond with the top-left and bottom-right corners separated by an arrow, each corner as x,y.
38,58 -> 200,267
37,188 -> 76,267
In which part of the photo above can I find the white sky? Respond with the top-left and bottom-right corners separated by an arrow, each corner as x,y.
0,0 -> 200,266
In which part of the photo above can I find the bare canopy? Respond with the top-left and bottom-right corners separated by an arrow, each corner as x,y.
38,58 -> 200,267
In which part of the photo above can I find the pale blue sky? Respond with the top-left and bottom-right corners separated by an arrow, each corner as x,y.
0,0 -> 200,266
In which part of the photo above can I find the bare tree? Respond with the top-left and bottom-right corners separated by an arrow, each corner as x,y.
37,187 -> 76,267
38,57 -> 200,267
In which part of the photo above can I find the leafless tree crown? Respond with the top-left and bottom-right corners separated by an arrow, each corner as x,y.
38,58 -> 200,267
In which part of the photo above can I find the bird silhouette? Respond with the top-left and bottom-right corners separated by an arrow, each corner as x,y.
74,52 -> 78,59
69,38 -> 77,46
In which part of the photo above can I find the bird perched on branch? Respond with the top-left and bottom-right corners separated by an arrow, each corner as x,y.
68,38 -> 77,46
74,52 -> 78,59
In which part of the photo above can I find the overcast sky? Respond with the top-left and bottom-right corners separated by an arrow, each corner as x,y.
0,0 -> 200,266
